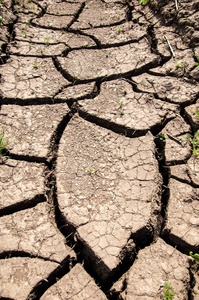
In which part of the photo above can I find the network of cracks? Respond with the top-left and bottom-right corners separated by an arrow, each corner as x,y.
0,0 -> 199,299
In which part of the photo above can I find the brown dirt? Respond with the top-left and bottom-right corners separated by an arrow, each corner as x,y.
0,0 -> 199,299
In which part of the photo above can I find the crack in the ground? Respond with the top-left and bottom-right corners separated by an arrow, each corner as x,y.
0,251 -> 58,263
26,255 -> 76,300
0,194 -> 46,217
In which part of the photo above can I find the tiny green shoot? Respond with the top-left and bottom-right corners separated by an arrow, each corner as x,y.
140,0 -> 149,4
34,62 -> 39,68
44,37 -> 50,45
31,90 -> 35,94
88,168 -> 98,174
0,129 -> 10,162
190,251 -> 199,263
196,109 -> 199,118
23,30 -> 28,37
162,282 -> 175,300
174,59 -> 180,67
160,133 -> 165,142
118,26 -> 121,33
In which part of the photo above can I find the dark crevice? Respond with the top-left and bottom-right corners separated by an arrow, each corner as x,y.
0,251 -> 58,263
154,135 -> 170,234
161,232 -> 199,256
65,2 -> 86,31
26,256 -> 76,300
78,106 -> 177,139
0,194 -> 46,217
5,151 -> 47,164
188,260 -> 198,300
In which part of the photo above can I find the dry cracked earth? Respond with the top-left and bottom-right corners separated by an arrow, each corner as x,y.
0,0 -> 199,299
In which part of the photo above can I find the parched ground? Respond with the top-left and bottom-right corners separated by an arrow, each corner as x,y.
0,0 -> 199,299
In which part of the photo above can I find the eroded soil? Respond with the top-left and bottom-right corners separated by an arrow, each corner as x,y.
0,0 -> 199,299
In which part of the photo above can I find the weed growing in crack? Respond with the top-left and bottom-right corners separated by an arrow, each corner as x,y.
72,78 -> 77,85
160,133 -> 165,142
190,251 -> 199,263
196,109 -> 199,118
0,129 -> 10,162
186,131 -> 199,157
162,282 -> 175,300
31,90 -> 35,94
192,52 -> 199,68
140,0 -> 149,4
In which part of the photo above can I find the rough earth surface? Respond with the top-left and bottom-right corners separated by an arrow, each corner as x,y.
0,0 -> 199,299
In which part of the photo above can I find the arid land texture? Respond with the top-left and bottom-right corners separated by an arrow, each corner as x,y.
0,0 -> 199,299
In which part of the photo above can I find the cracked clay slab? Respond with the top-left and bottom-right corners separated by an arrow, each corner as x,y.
0,103 -> 69,157
132,73 -> 198,105
0,257 -> 58,300
0,56 -> 69,99
120,238 -> 190,299
79,79 -> 179,133
0,202 -> 75,262
41,263 -> 107,300
0,159 -> 44,209
57,38 -> 159,81
57,115 -> 162,281
163,178 -> 199,251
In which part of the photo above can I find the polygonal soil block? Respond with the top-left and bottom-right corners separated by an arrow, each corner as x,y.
57,116 -> 162,281
0,56 -> 68,99
32,1 -> 81,29
0,202 -> 75,262
121,238 -> 190,299
41,264 -> 107,300
132,73 -> 198,105
0,104 -> 69,156
79,79 -> 179,132
185,100 -> 199,132
71,0 -> 126,29
0,159 -> 44,208
57,38 -> 159,81
83,21 -> 146,45
0,257 -> 58,300
162,116 -> 191,164
163,178 -> 199,251
10,23 -> 94,55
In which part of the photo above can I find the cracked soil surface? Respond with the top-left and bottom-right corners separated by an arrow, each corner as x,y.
0,0 -> 199,299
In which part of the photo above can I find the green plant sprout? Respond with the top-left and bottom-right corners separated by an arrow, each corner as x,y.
72,78 -> 77,85
118,26 -> 121,33
0,16 -> 3,23
140,0 -> 149,4
44,37 -> 50,45
34,62 -> 39,68
192,52 -> 199,68
117,98 -> 124,108
88,168 -> 98,174
0,129 -> 10,162
174,59 -> 180,67
31,90 -> 35,94
190,251 -> 199,263
196,109 -> 199,118
186,131 -> 199,157
160,133 -> 165,142
162,282 -> 175,300
23,30 -> 28,37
